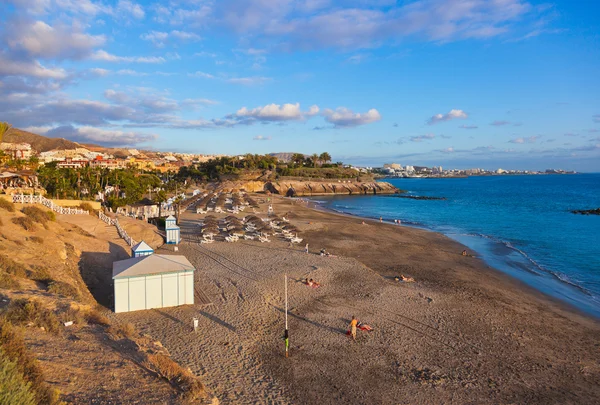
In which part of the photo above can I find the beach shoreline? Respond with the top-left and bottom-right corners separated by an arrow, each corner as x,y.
305,195 -> 600,319
119,192 -> 600,404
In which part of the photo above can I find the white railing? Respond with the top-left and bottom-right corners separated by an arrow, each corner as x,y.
12,194 -> 89,215
99,212 -> 136,247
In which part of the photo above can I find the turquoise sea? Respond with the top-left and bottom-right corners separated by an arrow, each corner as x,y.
312,174 -> 600,317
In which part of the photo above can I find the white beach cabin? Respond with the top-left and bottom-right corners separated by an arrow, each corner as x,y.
131,240 -> 154,257
165,215 -> 181,244
112,254 -> 195,313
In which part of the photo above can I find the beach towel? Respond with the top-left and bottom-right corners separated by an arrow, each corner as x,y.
357,322 -> 373,331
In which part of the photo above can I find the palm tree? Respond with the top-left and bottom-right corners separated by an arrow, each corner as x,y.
319,152 -> 331,165
155,190 -> 167,218
311,153 -> 319,168
0,122 -> 11,143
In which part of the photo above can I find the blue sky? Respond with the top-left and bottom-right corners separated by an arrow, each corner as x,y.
1,0 -> 599,171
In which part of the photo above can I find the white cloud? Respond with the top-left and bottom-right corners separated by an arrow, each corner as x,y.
226,76 -> 271,85
194,51 -> 217,58
116,69 -> 147,76
593,114 -> 600,123
410,133 -> 435,142
89,67 -> 110,77
440,147 -> 454,153
459,124 -> 478,129
0,55 -> 67,79
509,136 -> 540,144
491,120 -> 511,126
188,71 -> 215,79
234,103 -> 319,122
253,135 -> 271,141
44,125 -> 156,146
428,109 -> 468,125
323,107 -> 381,127
115,0 -> 145,19
212,0 -> 533,51
6,20 -> 106,60
140,30 -> 201,47
90,50 -> 166,63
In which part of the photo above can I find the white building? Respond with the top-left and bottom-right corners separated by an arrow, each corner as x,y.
112,254 -> 195,313
0,143 -> 32,159
165,215 -> 181,244
131,240 -> 154,257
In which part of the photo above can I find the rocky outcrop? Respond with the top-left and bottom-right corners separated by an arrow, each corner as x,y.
571,208 -> 600,215
263,180 -> 398,196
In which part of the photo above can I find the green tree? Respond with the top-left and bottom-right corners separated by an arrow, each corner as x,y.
0,348 -> 36,405
0,122 -> 11,143
319,152 -> 332,165
311,153 -> 319,168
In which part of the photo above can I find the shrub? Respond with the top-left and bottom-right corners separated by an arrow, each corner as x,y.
29,266 -> 52,284
0,319 -> 61,405
0,255 -> 28,278
0,273 -> 19,289
78,203 -> 95,214
0,199 -> 15,212
21,206 -> 54,226
3,299 -> 61,334
109,322 -> 137,339
0,347 -> 36,405
85,309 -> 110,326
11,217 -> 36,231
145,353 -> 206,400
47,281 -> 80,301
28,236 -> 44,244
57,306 -> 85,326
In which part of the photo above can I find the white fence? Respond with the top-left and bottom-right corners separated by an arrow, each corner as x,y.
99,212 -> 137,247
12,194 -> 89,215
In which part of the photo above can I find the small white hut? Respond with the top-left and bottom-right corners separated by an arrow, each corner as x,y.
165,215 -> 181,244
112,254 -> 195,313
131,240 -> 154,257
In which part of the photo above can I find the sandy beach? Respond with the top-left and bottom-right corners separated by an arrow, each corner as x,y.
117,194 -> 600,404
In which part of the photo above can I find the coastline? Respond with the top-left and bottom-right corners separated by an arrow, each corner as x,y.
119,193 -> 600,404
308,196 -> 600,318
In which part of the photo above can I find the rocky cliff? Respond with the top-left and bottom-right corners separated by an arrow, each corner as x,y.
264,180 -> 399,196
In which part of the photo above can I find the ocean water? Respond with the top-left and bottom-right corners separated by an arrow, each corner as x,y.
312,174 -> 600,317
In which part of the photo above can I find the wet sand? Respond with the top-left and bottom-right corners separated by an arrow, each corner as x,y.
118,194 -> 600,404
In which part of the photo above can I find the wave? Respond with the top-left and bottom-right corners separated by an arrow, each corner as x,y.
461,232 -> 595,298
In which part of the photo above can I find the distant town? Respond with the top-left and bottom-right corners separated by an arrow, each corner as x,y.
371,163 -> 577,178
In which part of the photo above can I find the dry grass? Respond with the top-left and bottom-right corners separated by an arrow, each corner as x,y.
0,318 -> 62,404
11,216 -> 36,231
47,281 -> 81,301
144,353 -> 206,401
0,254 -> 29,278
109,322 -> 138,339
3,298 -> 61,335
56,305 -> 85,326
21,206 -> 55,228
28,236 -> 44,244
85,308 -> 110,326
30,266 -> 52,284
0,273 -> 19,289
78,202 -> 97,215
0,198 -> 15,212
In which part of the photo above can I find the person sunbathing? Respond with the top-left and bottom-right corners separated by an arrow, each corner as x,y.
357,322 -> 373,332
306,278 -> 320,288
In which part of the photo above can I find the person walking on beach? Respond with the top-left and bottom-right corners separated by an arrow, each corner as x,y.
379,217 -> 383,223
349,315 -> 358,340
305,243 -> 309,254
